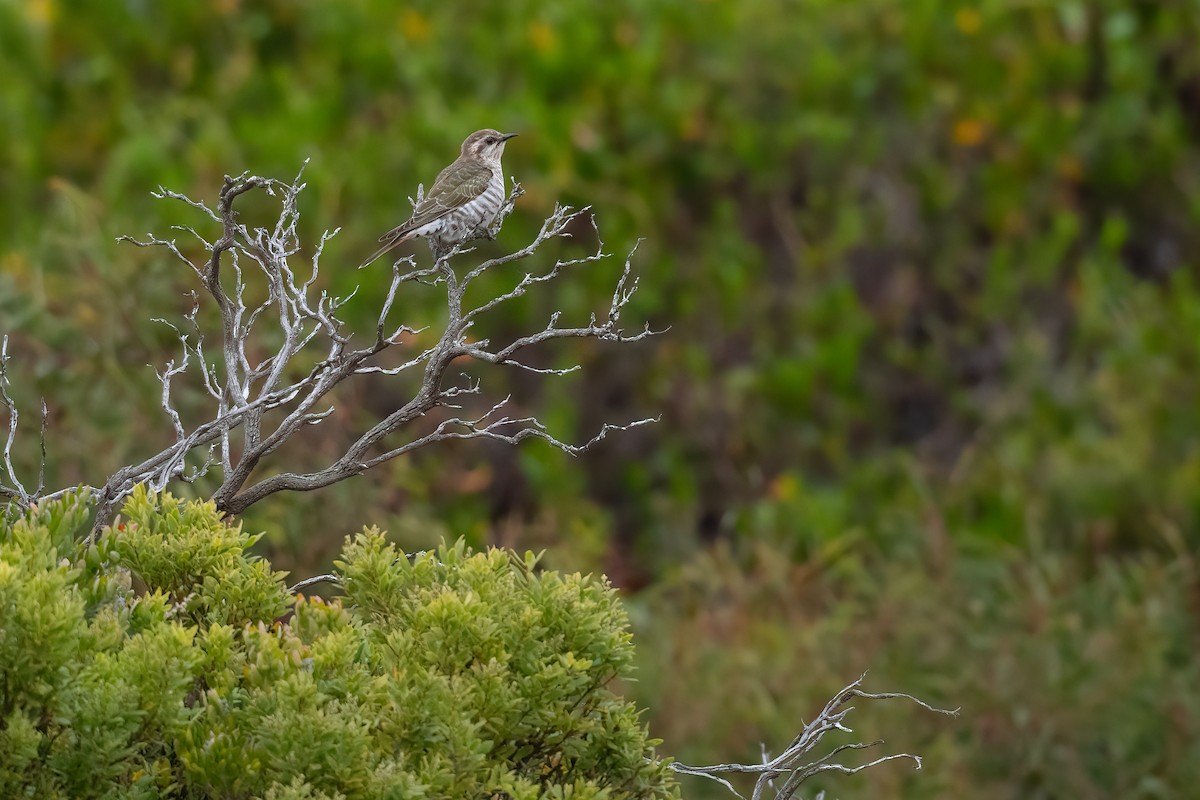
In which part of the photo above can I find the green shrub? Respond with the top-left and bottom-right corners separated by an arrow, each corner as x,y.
0,488 -> 677,799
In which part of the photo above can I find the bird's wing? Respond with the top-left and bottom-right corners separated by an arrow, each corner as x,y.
378,159 -> 494,243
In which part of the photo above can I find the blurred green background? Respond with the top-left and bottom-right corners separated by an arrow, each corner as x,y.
2,0 -> 1199,796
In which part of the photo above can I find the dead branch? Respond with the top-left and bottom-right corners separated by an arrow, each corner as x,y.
669,674 -> 959,800
0,164 -> 659,530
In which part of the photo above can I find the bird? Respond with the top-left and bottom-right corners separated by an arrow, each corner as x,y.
359,129 -> 518,268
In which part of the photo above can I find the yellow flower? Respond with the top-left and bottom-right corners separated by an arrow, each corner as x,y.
952,118 -> 986,147
24,0 -> 57,25
955,7 -> 982,35
528,21 -> 557,54
400,10 -> 430,42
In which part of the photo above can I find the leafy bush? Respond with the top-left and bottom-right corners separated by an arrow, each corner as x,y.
0,489 -> 677,799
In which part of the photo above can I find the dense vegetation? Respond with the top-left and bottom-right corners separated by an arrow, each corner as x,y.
0,490 -> 675,799
2,1 -> 1199,796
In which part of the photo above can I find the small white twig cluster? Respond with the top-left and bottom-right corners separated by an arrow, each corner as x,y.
0,335 -> 47,509
669,674 -> 959,800
0,164 -> 659,530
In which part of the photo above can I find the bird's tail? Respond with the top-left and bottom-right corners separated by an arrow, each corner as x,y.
358,231 -> 415,269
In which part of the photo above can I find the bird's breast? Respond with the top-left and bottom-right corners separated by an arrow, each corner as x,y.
462,170 -> 505,223
427,170 -> 506,247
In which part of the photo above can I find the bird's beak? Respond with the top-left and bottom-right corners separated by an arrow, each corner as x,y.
499,132 -> 519,142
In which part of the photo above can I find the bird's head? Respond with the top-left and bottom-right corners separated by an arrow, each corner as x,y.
462,129 -> 517,164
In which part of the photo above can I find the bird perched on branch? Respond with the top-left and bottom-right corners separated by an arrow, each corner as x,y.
359,129 -> 518,268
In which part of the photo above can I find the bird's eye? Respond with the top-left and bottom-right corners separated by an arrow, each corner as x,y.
485,137 -> 495,144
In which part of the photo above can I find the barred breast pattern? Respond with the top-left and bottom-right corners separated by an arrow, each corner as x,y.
427,168 -> 505,251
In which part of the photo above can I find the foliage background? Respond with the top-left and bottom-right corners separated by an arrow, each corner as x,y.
2,0 -> 1199,797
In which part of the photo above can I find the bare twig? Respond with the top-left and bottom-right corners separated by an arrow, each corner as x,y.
0,335 -> 28,506
0,336 -> 49,510
669,674 -> 959,800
